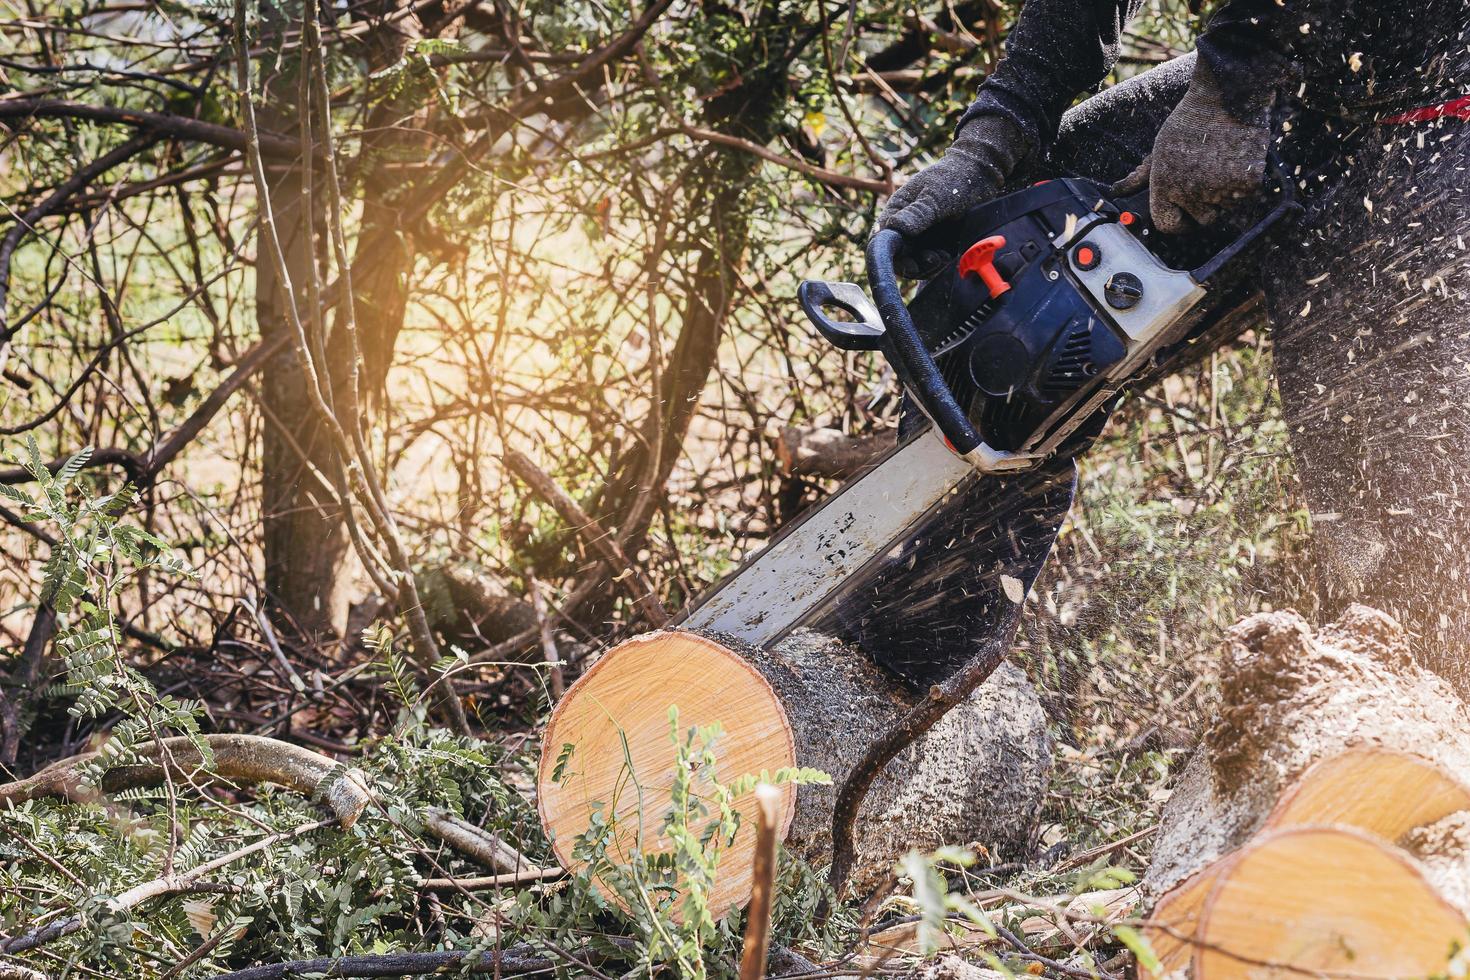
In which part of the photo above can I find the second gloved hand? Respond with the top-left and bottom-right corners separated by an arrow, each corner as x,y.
877,114 -> 1027,277
1115,58 -> 1273,234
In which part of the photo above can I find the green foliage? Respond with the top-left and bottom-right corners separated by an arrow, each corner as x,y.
3,437 -> 205,779
0,473 -> 840,977
899,846 -> 999,958
0,690 -> 845,977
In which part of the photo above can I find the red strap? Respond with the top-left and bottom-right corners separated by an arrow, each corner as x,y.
1380,94 -> 1470,124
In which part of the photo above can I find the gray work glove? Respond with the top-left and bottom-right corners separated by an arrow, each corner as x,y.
877,114 -> 1028,277
1114,58 -> 1273,234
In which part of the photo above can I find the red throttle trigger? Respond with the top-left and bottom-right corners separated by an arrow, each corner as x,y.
958,235 -> 1011,299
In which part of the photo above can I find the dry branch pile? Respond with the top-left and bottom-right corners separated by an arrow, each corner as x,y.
1142,605 -> 1470,977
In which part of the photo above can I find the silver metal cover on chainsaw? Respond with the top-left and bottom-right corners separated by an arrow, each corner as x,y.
681,428 -> 976,647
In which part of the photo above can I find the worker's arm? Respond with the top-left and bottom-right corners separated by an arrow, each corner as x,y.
955,0 -> 1143,151
878,0 -> 1143,259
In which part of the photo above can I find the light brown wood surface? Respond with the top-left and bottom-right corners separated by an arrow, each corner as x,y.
1142,866 -> 1219,979
1142,747 -> 1470,977
537,631 -> 797,917
1195,826 -> 1467,978
1265,747 -> 1470,836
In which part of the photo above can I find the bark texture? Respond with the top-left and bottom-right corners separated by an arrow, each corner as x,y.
1404,811 -> 1470,915
775,426 -> 894,481
727,629 -> 1052,891
253,24 -> 353,639
1145,604 -> 1470,898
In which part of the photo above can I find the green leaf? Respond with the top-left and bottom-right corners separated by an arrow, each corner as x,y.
1113,924 -> 1163,974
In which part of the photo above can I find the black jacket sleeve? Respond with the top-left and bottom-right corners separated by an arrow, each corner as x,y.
955,0 -> 1295,148
955,0 -> 1144,149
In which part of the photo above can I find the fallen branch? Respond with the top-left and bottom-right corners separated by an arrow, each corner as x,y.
0,734 -> 371,828
504,448 -> 668,626
823,625 -> 1017,907
208,946 -> 556,980
421,808 -> 546,876
0,963 -> 47,980
418,867 -> 564,891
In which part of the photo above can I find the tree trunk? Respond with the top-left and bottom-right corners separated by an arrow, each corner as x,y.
1140,605 -> 1470,977
536,629 -> 1052,917
255,0 -> 445,639
254,27 -> 354,640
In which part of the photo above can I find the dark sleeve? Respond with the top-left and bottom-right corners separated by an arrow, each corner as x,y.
955,0 -> 1144,150
1193,0 -> 1295,122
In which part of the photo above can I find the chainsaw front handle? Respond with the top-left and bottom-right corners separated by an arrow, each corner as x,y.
1108,152 -> 1301,284
866,228 -> 986,458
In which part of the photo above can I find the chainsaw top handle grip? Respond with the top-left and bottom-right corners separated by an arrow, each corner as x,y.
867,229 -> 984,457
1105,152 -> 1300,284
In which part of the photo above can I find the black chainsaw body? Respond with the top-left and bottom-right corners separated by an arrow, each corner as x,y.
905,179 -> 1135,454
796,168 -> 1296,689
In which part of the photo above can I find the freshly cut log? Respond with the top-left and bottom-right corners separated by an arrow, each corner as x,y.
537,631 -> 797,918
1195,826 -> 1467,978
1145,605 -> 1470,896
1266,745 -> 1470,832
1144,748 -> 1470,975
1141,605 -> 1470,976
537,628 -> 1051,915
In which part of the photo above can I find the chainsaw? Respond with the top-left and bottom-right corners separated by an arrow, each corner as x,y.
679,162 -> 1299,689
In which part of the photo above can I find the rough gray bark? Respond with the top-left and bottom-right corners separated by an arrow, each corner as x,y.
722,629 -> 1053,891
1144,604 -> 1470,897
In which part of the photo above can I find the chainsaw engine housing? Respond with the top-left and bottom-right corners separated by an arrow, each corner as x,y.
920,180 -> 1196,453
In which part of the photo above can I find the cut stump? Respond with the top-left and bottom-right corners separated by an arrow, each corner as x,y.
1141,606 -> 1470,977
1196,826 -> 1467,978
1145,747 -> 1470,975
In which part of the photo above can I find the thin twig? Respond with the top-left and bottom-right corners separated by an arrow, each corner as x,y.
528,574 -> 564,699
418,867 -> 564,891
737,783 -> 782,980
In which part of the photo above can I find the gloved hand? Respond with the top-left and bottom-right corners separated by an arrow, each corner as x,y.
1114,58 -> 1272,234
877,114 -> 1028,277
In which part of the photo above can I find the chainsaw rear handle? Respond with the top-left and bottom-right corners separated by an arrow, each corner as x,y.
867,229 -> 986,457
1108,152 -> 1301,285
796,280 -> 887,350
